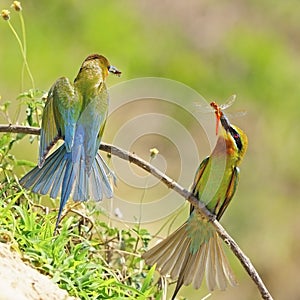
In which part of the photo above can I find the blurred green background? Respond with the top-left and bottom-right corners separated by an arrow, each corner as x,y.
1,1 -> 300,299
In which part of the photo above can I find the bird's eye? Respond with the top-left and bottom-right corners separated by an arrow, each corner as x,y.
229,127 -> 243,151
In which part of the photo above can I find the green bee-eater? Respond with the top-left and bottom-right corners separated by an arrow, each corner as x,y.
20,54 -> 121,231
142,102 -> 248,299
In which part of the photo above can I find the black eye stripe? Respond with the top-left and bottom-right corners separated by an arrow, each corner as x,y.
220,115 -> 230,131
229,127 -> 243,151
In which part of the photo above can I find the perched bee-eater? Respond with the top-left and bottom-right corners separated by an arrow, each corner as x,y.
20,54 -> 121,231
142,102 -> 248,299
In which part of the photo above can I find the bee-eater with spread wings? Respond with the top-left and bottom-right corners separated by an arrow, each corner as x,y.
142,101 -> 248,299
20,54 -> 121,231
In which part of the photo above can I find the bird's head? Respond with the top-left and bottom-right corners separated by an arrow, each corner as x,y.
210,101 -> 248,163
76,54 -> 121,84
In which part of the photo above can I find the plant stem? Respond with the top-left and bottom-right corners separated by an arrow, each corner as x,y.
7,19 -> 35,91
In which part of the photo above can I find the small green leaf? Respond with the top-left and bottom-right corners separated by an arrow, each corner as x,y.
141,264 -> 156,293
16,159 -> 36,167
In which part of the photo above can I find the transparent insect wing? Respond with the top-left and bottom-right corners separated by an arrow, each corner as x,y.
210,95 -> 247,120
195,94 -> 236,114
219,94 -> 236,110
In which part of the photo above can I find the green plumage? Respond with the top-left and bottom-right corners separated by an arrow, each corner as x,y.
20,54 -> 121,232
142,110 -> 248,299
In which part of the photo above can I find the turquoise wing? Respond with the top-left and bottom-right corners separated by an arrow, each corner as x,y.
52,77 -> 81,152
39,77 -> 81,167
38,82 -> 60,167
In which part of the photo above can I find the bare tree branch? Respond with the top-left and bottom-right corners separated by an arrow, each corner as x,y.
0,124 -> 273,300
0,124 -> 41,135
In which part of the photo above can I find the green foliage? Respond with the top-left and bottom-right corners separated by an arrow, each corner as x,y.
17,88 -> 45,127
0,91 -> 43,178
0,88 -> 160,298
0,177 -> 161,299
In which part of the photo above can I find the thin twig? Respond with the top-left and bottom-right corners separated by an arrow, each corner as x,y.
0,124 -> 273,300
0,124 -> 40,135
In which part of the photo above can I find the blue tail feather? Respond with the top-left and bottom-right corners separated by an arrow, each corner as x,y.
20,147 -> 60,191
39,159 -> 62,194
57,158 -> 78,224
34,147 -> 65,194
20,144 -> 114,232
73,156 -> 88,201
89,166 -> 103,200
40,153 -> 65,195
50,157 -> 66,199
95,154 -> 114,198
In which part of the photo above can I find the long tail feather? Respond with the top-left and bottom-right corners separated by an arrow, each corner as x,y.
20,145 -> 114,232
142,221 -> 236,299
20,145 -> 65,194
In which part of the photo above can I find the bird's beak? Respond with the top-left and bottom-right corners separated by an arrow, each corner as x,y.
108,65 -> 121,76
